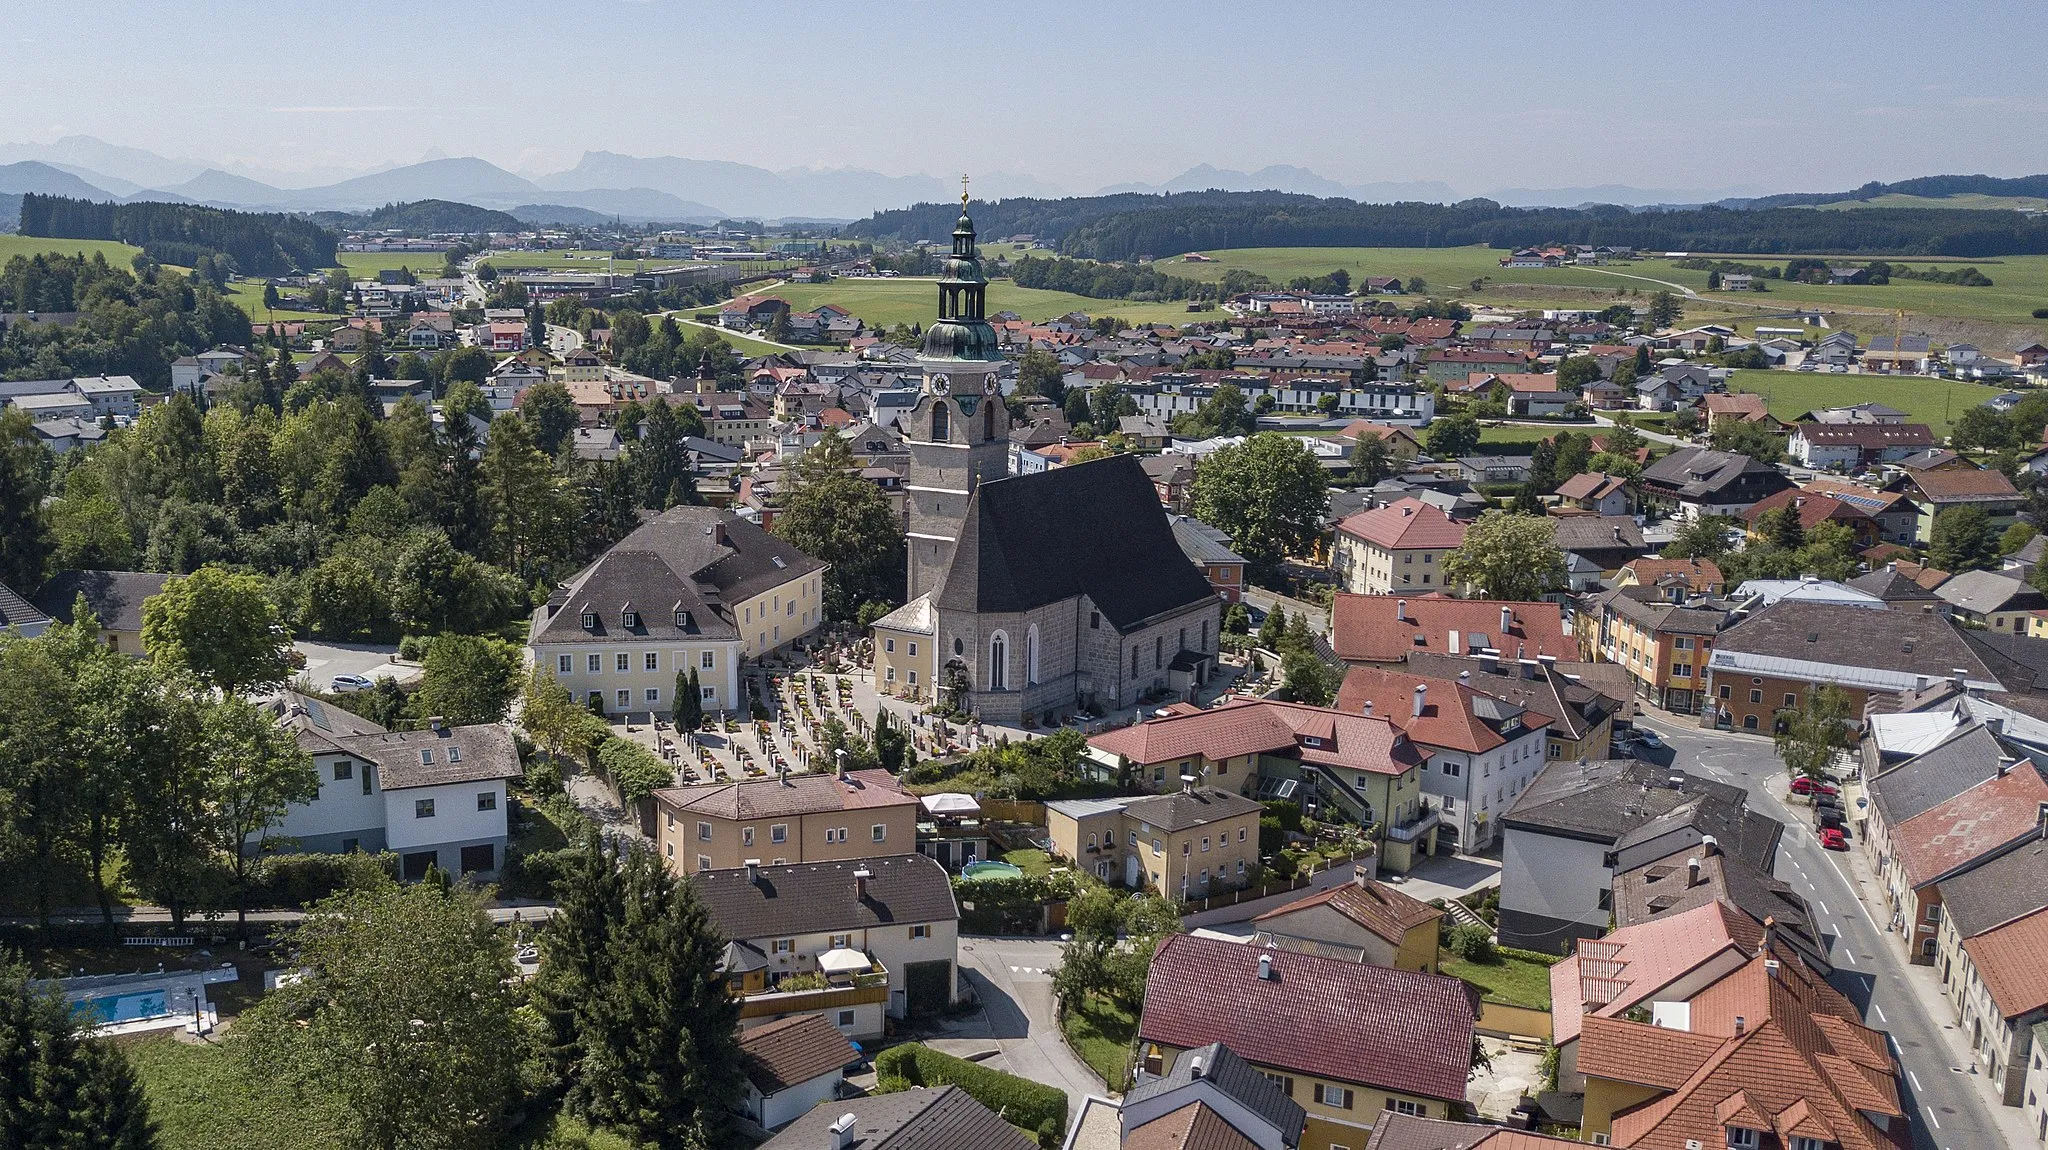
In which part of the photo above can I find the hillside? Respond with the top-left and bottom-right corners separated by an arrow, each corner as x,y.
357,199 -> 524,233
19,194 -> 336,274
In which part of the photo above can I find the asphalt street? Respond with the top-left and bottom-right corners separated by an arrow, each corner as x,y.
1633,712 -> 2026,1150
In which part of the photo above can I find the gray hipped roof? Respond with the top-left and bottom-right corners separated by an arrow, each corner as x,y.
936,454 -> 1215,631
1125,1042 -> 1307,1146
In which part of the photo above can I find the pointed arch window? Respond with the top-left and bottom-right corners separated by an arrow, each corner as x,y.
1026,625 -> 1041,686
989,630 -> 1008,691
931,402 -> 950,441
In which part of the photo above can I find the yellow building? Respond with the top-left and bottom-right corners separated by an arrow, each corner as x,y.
869,597 -> 936,703
1330,497 -> 1467,596
1138,933 -> 1477,1150
1248,871 -> 1445,973
1047,786 -> 1262,898
653,768 -> 921,874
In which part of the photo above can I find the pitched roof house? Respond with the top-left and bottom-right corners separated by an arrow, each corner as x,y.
1330,594 -> 1570,666
756,1086 -> 1035,1150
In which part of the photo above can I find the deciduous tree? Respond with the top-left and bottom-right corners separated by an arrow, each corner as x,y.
1190,434 -> 1329,585
773,430 -> 904,621
140,565 -> 292,695
202,696 -> 319,936
1442,512 -> 1566,601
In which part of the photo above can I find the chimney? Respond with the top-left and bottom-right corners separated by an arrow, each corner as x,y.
2000,757 -> 2015,778
745,859 -> 760,884
836,748 -> 849,781
714,520 -> 729,546
1887,561 -> 1898,573
1361,699 -> 1374,717
428,715 -> 445,732
1760,916 -> 1777,958
1519,658 -> 1540,680
1395,599 -> 1408,622
1501,606 -> 1514,633
1412,683 -> 1428,718
1686,856 -> 1702,887
1611,524 -> 1622,542
1538,653 -> 1558,669
1734,1015 -> 1746,1036
1701,834 -> 1719,857
1190,1054 -> 1207,1079
829,1113 -> 858,1150
1448,628 -> 1461,654
1257,952 -> 1276,981
1915,674 -> 1929,692
853,868 -> 872,900
1180,773 -> 1198,794
1952,668 -> 1968,690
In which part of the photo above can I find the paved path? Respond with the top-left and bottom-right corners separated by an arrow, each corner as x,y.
1631,712 -> 2026,1150
1576,265 -> 1702,299
939,936 -> 1109,1109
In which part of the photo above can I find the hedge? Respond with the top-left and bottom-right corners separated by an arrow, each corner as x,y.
875,1043 -> 1066,1147
596,737 -> 672,806
951,872 -> 1078,935
247,851 -> 398,906
902,959 -> 952,1020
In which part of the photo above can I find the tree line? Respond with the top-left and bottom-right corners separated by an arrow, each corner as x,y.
0,251 -> 252,386
20,194 -> 338,276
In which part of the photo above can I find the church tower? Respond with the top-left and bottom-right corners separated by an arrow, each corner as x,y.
904,180 -> 1011,601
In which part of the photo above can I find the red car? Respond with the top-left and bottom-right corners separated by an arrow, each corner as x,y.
1819,827 -> 1849,851
1791,776 -> 1839,797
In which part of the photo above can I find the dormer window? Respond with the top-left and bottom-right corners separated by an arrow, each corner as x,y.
580,611 -> 597,629
675,609 -> 690,628
1725,1127 -> 1761,1150
622,610 -> 639,628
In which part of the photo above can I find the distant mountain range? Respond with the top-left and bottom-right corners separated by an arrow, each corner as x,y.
1,135 -> 2047,232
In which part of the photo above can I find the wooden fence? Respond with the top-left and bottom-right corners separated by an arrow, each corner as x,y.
977,799 -> 1047,826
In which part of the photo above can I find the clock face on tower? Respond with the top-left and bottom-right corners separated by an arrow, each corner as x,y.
983,373 -> 999,396
930,374 -> 951,397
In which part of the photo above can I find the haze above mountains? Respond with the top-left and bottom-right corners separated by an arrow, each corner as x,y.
0,135 -> 1817,224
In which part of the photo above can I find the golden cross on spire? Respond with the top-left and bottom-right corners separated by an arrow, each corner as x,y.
961,173 -> 970,206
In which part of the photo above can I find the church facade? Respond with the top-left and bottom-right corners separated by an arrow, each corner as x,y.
871,191 -> 1222,725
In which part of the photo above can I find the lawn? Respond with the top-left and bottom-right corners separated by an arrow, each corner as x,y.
1000,848 -> 1052,877
1644,253 -> 2048,330
127,1036 -> 638,1150
1478,423 -> 1583,446
760,276 -> 1199,329
1722,368 -> 2006,434
1061,993 -> 1137,1091
225,281 -> 333,323
671,318 -> 795,358
1438,947 -> 1556,1010
1165,245 -> 1643,295
0,233 -> 145,266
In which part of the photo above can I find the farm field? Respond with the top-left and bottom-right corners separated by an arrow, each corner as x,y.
0,233 -> 144,265
761,276 -> 1200,328
1817,193 -> 2048,212
673,319 -> 793,358
1168,244 -> 1637,294
225,282 -> 333,323
1667,256 -> 2048,329
334,251 -> 453,277
1722,368 -> 2005,434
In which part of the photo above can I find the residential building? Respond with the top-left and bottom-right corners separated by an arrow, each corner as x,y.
1933,835 -> 2048,1105
755,1086 -> 1035,1150
1249,870 -> 1445,972
1700,392 -> 1776,430
1331,499 -> 1466,595
1860,722 -> 2012,897
1893,465 -> 2022,545
1741,487 -> 1882,549
1169,515 -> 1248,604
1702,600 -> 2001,733
1081,700 -> 1432,870
264,694 -> 520,880
0,580 -> 49,637
1937,569 -> 2048,633
32,569 -> 172,656
1585,585 -> 1727,714
1637,447 -> 1793,519
1547,516 -> 1651,579
1612,839 -> 1828,973
1499,758 -> 1780,953
1404,650 -> 1619,764
1336,665 -> 1552,852
1120,1042 -> 1308,1150
870,597 -> 936,702
1330,594 -> 1571,668
652,768 -> 922,874
1878,763 -> 2048,964
1615,556 -> 1725,597
735,1014 -> 857,1131
527,507 -> 826,716
1360,1115 -> 1579,1148
1046,784 -> 1263,899
692,854 -> 959,1034
1554,471 -> 1632,516
1138,933 -> 1478,1150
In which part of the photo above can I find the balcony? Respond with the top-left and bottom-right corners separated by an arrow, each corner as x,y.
735,955 -> 890,1021
1385,806 -> 1441,844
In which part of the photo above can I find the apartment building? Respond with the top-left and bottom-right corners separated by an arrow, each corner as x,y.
652,767 -> 921,875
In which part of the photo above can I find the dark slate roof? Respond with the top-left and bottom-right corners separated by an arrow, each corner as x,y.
1123,787 -> 1264,833
0,579 -> 50,632
1614,846 -> 1829,974
757,1085 -> 1036,1150
332,723 -> 523,790
1961,629 -> 2048,695
1867,724 -> 2013,828
1504,758 -> 1771,867
531,507 -> 821,645
1846,567 -> 1942,603
1936,570 -> 2048,616
935,453 -> 1216,632
1639,447 -> 1787,501
1126,1042 -> 1307,1148
1938,835 -> 2048,938
33,569 -> 172,632
737,1014 -> 857,1095
691,854 -> 958,942
1711,600 -> 2000,687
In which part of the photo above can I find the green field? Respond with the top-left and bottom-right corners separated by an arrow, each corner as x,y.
0,234 -> 145,265
1166,244 -> 1646,295
673,318 -> 793,358
1818,193 -> 2048,212
226,281 -> 334,323
334,251 -> 454,277
760,276 -> 1200,328
1724,369 -> 2004,434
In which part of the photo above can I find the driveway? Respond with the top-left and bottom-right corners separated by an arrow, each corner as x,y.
292,639 -> 420,690
930,936 -> 1108,1111
1631,713 -> 2027,1150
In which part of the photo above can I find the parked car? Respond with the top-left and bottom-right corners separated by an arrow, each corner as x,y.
330,673 -> 374,694
1819,827 -> 1848,851
1790,776 -> 1839,797
1634,730 -> 1662,750
1813,805 -> 1845,831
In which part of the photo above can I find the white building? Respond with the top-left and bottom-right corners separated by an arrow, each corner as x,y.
264,694 -> 520,880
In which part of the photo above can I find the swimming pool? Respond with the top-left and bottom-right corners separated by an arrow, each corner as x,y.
960,861 -> 1023,881
75,991 -> 170,1025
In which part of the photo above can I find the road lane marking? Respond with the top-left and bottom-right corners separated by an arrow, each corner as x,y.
1927,1111 -> 1940,1129
1817,899 -> 1830,915
1842,949 -> 1857,966
1873,1004 -> 1886,1023
1910,1071 -> 1924,1092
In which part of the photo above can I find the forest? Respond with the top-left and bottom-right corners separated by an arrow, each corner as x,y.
18,194 -> 338,275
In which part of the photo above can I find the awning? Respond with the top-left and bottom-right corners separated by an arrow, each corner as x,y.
817,948 -> 872,976
920,792 -> 981,816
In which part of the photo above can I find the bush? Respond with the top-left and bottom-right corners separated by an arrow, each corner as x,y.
875,1043 -> 1067,1146
499,846 -> 583,900
397,634 -> 430,661
595,737 -> 672,806
950,871 -> 1079,934
1446,922 -> 1498,963
248,850 -> 398,906
2031,307 -> 2048,319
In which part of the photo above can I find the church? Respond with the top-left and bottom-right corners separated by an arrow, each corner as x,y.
869,189 -> 1222,725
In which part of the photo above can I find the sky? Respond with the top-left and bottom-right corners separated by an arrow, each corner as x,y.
8,0 -> 2048,197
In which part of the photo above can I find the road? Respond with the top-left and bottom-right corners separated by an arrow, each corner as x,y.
1632,712 -> 2025,1150
944,936 -> 1107,1110
292,639 -> 420,690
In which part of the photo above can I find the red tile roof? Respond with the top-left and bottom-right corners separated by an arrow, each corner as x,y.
1335,498 -> 1468,551
1618,557 -> 1724,592
1139,932 -> 1476,1104
1251,876 -> 1444,946
654,768 -> 919,820
1703,393 -> 1772,421
1961,905 -> 2048,1019
1330,594 -> 1569,664
1333,665 -> 1547,755
1904,465 -> 2020,502
1087,699 -> 1423,777
1550,901 -> 1758,1045
1554,472 -> 1628,502
1740,488 -> 1876,530
1893,767 -> 2048,888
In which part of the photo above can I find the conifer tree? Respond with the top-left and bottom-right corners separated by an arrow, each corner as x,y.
0,955 -> 158,1150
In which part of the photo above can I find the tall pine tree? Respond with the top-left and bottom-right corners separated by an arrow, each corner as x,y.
0,955 -> 158,1149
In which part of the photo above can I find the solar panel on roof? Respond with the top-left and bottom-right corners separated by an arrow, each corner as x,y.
302,699 -> 331,731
